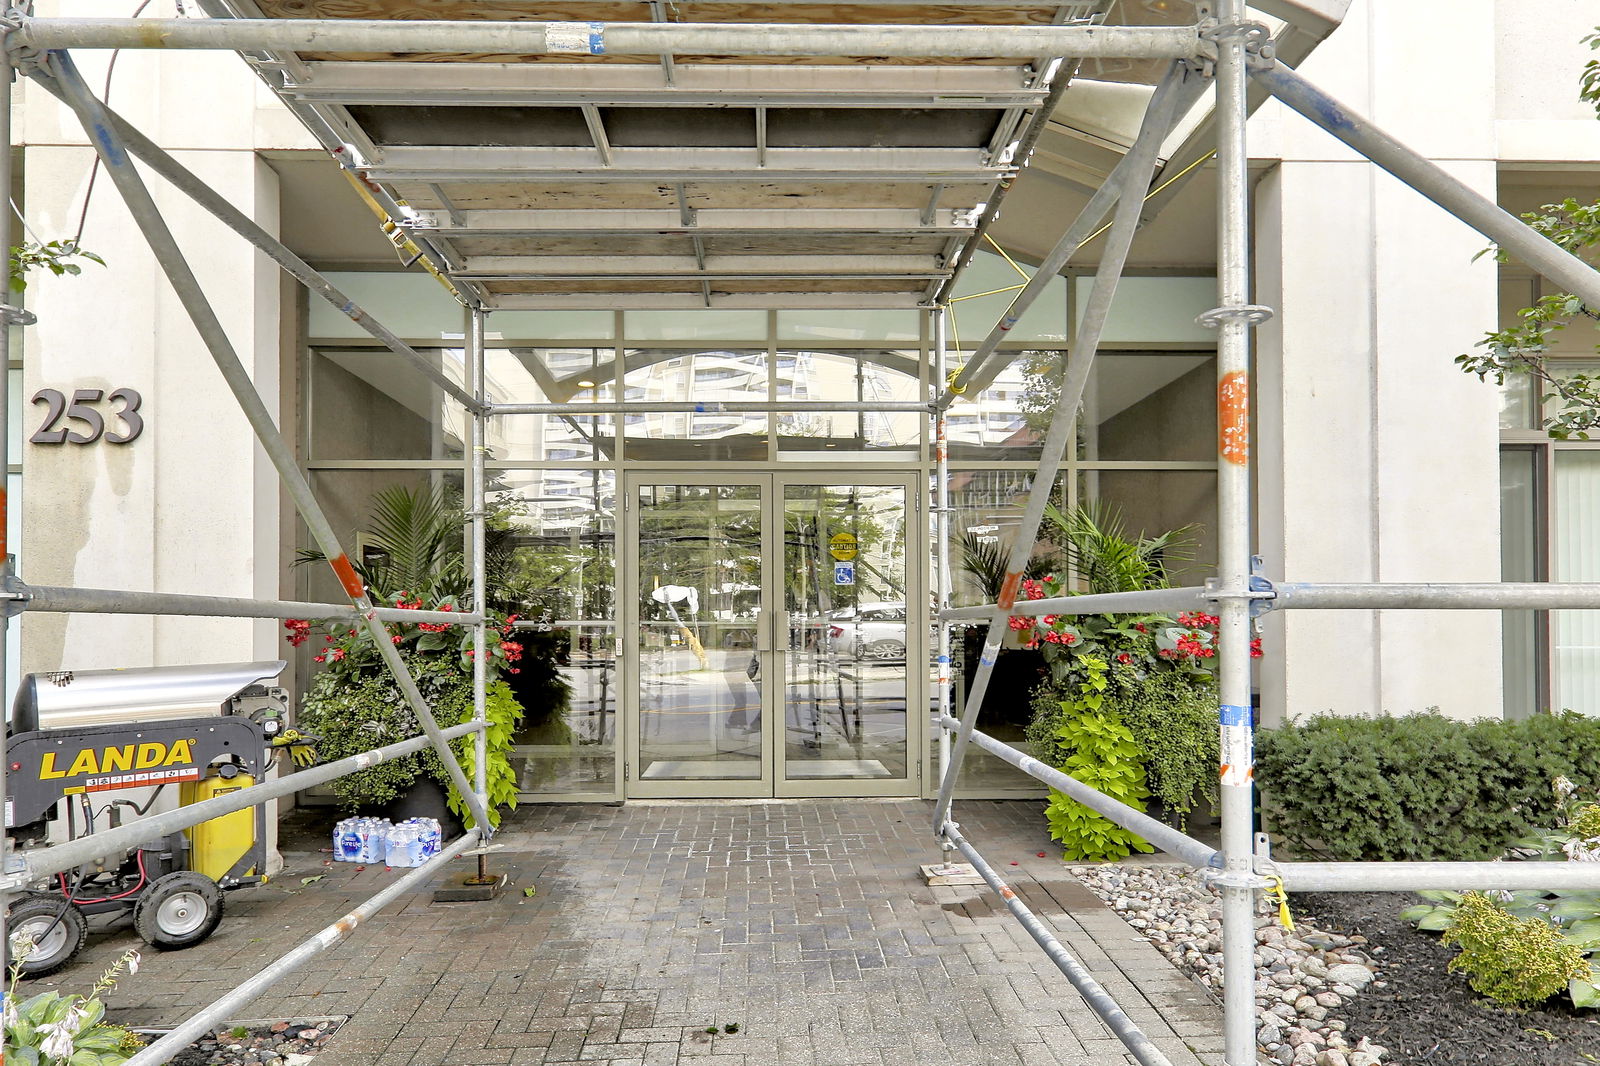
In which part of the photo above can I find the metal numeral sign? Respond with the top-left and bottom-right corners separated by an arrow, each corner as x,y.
30,387 -> 145,445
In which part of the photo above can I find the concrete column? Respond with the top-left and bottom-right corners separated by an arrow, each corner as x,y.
19,144 -> 283,675
1253,0 -> 1503,723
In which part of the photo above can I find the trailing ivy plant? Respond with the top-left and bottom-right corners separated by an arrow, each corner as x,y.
1040,657 -> 1154,862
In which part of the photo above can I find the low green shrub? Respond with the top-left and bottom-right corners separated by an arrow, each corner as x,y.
1440,892 -> 1592,1007
1256,711 -> 1600,861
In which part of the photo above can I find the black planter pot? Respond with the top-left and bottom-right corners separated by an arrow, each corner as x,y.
385,776 -> 466,840
960,624 -> 1047,731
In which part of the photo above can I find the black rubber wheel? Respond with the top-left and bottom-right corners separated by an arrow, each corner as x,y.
7,892 -> 89,977
133,871 -> 224,950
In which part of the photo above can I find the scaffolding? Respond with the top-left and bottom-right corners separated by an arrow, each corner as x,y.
0,4 -> 1596,1066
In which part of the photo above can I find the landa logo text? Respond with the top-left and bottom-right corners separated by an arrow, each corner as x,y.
40,739 -> 199,779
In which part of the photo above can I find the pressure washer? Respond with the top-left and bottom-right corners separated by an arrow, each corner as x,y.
2,661 -> 315,976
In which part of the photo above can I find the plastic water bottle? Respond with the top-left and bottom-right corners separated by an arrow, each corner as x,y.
384,823 -> 423,868
359,818 -> 391,864
334,819 -> 362,862
403,817 -> 442,860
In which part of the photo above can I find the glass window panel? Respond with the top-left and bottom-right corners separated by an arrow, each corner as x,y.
942,469 -> 1067,607
783,483 -> 909,781
309,348 -> 616,461
1073,276 -> 1217,345
622,349 -> 768,461
1083,470 -> 1218,588
636,483 -> 765,782
309,273 -> 464,340
492,468 -> 619,797
1500,375 -> 1539,431
1500,448 -> 1540,719
943,351 -> 1058,462
777,309 -> 920,343
486,310 -> 613,341
303,469 -> 464,604
774,350 -> 920,454
309,348 -> 459,461
1084,353 -> 1216,462
488,469 -> 618,624
1554,451 -> 1600,715
623,309 -> 767,342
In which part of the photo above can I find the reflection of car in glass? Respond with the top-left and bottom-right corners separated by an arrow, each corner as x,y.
827,602 -> 908,660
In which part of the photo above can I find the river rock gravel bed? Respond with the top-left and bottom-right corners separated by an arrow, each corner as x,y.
150,1016 -> 345,1066
1072,864 -> 1388,1066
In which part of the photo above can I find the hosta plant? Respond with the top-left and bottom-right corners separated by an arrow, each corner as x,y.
3,946 -> 143,1064
1401,777 -> 1600,1008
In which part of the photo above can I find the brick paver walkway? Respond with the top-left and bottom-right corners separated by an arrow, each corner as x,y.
40,800 -> 1222,1066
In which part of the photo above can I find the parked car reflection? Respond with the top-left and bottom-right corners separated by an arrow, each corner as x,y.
827,602 -> 908,660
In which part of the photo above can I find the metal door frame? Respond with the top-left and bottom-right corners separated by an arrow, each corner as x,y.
621,470 -> 922,799
771,471 -> 923,798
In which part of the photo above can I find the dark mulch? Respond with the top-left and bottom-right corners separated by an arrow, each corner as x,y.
1294,892 -> 1600,1066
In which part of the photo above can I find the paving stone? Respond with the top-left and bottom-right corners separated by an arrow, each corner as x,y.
34,801 -> 1218,1066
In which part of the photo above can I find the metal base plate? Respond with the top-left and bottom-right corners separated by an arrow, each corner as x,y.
920,862 -> 985,886
433,872 -> 507,902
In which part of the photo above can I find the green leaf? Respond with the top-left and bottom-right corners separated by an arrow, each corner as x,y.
1418,890 -> 1464,903
1573,978 -> 1600,1009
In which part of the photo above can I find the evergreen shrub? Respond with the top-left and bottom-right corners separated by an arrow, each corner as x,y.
1256,711 -> 1600,861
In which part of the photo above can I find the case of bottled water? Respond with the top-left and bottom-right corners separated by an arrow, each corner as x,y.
333,818 -> 363,862
384,822 -> 425,868
401,817 -> 442,860
358,818 -> 391,863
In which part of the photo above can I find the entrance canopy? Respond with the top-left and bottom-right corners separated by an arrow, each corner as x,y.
194,0 -> 1345,311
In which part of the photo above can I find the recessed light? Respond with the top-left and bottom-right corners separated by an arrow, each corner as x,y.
576,378 -> 597,388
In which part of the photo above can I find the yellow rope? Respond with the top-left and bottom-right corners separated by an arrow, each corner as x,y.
983,233 -> 1032,280
952,284 -> 1027,302
1078,150 -> 1218,250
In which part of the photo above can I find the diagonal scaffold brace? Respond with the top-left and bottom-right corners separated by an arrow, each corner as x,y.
41,48 -> 496,838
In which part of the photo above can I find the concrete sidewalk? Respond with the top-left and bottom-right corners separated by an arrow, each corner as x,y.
39,800 -> 1222,1066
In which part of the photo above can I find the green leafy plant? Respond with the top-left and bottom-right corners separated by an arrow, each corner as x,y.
9,239 -> 104,293
1041,658 -> 1153,862
1028,661 -> 1219,827
296,654 -> 528,830
1044,501 -> 1194,596
956,531 -> 1057,603
1257,711 -> 1600,862
1456,29 -> 1600,440
1438,892 -> 1591,1008
3,946 -> 142,1064
1402,778 -> 1600,1009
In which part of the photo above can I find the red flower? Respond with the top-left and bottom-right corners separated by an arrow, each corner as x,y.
1116,652 -> 1132,665
330,648 -> 346,661
1007,615 -> 1034,631
391,635 -> 403,644
313,654 -> 326,663
1134,623 -> 1147,633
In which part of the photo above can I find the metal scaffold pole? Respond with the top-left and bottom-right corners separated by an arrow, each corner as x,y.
933,305 -> 953,794
44,49 -> 494,835
466,305 -> 496,891
932,60 -> 1190,837
1211,8 -> 1266,1064
0,43 -> 15,1031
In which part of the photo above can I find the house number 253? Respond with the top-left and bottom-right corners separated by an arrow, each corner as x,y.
30,388 -> 145,445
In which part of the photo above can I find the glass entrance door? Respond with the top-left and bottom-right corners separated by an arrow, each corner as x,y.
624,474 -> 919,798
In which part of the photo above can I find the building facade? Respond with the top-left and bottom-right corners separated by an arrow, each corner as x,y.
12,0 -> 1600,802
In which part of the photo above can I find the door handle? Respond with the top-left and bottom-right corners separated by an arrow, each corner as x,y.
755,610 -> 771,653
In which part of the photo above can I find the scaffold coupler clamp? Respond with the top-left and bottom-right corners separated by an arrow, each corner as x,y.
1203,571 -> 1276,619
1195,304 -> 1274,329
1,559 -> 29,619
0,304 -> 35,325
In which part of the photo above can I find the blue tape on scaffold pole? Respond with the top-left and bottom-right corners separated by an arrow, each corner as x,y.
935,655 -> 950,664
1220,704 -> 1251,726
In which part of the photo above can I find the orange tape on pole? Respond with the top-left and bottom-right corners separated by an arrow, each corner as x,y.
997,571 -> 1023,611
330,554 -> 365,599
1218,371 -> 1249,465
